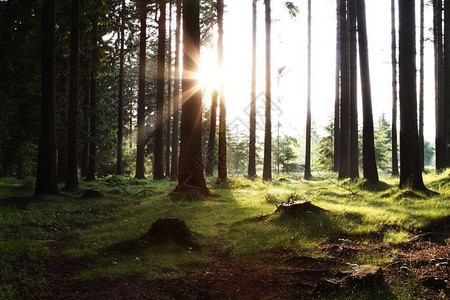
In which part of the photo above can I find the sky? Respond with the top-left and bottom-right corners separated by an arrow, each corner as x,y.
199,0 -> 436,143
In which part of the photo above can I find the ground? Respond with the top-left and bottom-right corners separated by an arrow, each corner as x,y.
0,173 -> 449,299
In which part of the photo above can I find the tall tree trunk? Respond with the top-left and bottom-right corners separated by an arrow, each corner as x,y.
65,0 -> 80,189
81,79 -> 90,178
391,0 -> 399,176
434,0 -> 445,172
174,0 -> 209,195
217,0 -> 227,180
263,0 -> 272,181
170,0 -> 181,181
116,0 -> 125,176
444,0 -> 450,167
206,90 -> 218,176
356,0 -> 379,184
419,0 -> 424,170
334,0 -> 341,173
154,0 -> 166,179
35,0 -> 57,195
248,0 -> 257,179
304,0 -> 312,180
348,0 -> 359,179
338,0 -> 350,179
86,18 -> 98,182
135,2 -> 147,179
166,1 -> 173,178
398,0 -> 426,190
57,124 -> 67,183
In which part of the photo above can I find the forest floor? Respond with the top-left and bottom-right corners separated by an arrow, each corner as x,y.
0,172 -> 449,299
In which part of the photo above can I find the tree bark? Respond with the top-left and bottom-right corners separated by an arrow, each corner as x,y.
304,0 -> 312,180
170,0 -> 181,181
348,0 -> 359,179
398,0 -> 426,190
135,2 -> 147,179
166,0 -> 173,178
356,0 -> 379,184
444,0 -> 450,167
116,0 -> 125,176
81,79 -> 90,178
206,90 -> 217,176
434,0 -> 445,172
391,0 -> 399,176
217,0 -> 227,181
65,0 -> 80,189
174,0 -> 209,195
248,0 -> 257,179
419,0 -> 424,170
35,0 -> 57,195
334,0 -> 341,173
263,0 -> 272,181
86,18 -> 98,182
338,0 -> 350,179
154,0 -> 166,180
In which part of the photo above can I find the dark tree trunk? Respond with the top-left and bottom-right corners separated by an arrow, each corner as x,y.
57,129 -> 67,183
35,0 -> 58,195
170,0 -> 181,181
217,0 -> 227,180
444,0 -> 450,167
154,0 -> 166,180
81,79 -> 90,178
434,0 -> 445,172
334,0 -> 341,173
116,0 -> 125,176
135,2 -> 147,179
348,0 -> 359,179
174,0 -> 209,195
338,0 -> 350,180
356,0 -> 379,184
248,0 -> 257,179
166,1 -> 173,178
65,0 -> 80,190
86,18 -> 98,182
206,90 -> 218,176
391,0 -> 399,176
263,0 -> 272,181
398,0 -> 426,190
419,0 -> 424,171
304,0 -> 312,180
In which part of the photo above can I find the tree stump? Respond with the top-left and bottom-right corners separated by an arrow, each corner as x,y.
141,218 -> 195,246
81,190 -> 103,199
344,265 -> 388,290
275,201 -> 326,216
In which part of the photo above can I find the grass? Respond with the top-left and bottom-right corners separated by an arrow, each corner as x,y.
0,172 -> 449,299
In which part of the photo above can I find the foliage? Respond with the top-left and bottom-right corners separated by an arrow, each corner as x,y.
314,120 -> 334,171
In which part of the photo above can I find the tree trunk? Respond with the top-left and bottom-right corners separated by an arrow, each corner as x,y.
391,0 -> 399,176
398,0 -> 426,190
263,0 -> 272,181
166,1 -> 173,178
338,0 -> 350,180
304,0 -> 312,180
35,0 -> 57,195
86,18 -> 97,182
135,2 -> 147,179
444,0 -> 450,167
206,90 -> 218,176
356,0 -> 379,184
154,0 -> 166,180
419,0 -> 424,170
57,128 -> 67,183
217,0 -> 227,181
334,0 -> 341,173
248,0 -> 257,179
348,0 -> 359,179
81,79 -> 90,178
170,0 -> 181,181
116,0 -> 125,176
65,0 -> 80,189
434,0 -> 445,172
174,0 -> 209,195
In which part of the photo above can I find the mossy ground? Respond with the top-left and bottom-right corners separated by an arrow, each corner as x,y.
0,172 -> 449,299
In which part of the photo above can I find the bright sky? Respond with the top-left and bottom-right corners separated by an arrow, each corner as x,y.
199,0 -> 436,143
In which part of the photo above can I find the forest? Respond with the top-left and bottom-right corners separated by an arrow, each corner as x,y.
0,0 -> 449,298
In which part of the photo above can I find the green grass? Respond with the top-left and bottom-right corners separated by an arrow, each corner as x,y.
0,173 -> 449,299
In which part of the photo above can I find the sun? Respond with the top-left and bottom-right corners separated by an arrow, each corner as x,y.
198,61 -> 221,92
